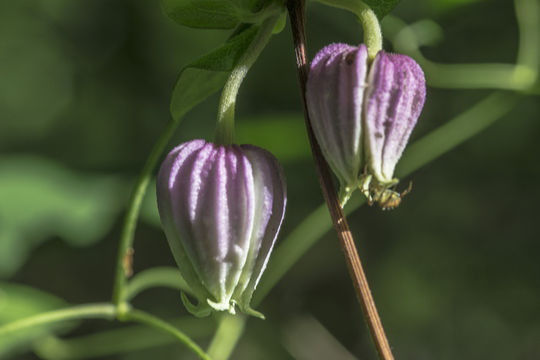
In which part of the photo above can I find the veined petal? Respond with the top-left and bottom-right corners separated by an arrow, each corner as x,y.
235,145 -> 287,317
156,139 -> 287,317
156,139 -> 210,302
306,43 -> 369,189
364,51 -> 426,184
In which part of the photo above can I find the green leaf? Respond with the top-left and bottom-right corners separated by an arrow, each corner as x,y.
170,25 -> 259,121
0,282 -> 69,357
0,156 -> 124,277
161,0 -> 245,29
362,0 -> 401,19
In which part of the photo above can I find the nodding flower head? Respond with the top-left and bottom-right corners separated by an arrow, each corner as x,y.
306,43 -> 426,209
156,140 -> 287,318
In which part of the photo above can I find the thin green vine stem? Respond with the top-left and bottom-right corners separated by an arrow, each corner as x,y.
33,317 -> 215,359
111,118 -> 180,308
383,3 -> 539,93
206,314 -> 246,360
515,0 -> 539,85
0,303 -> 116,338
126,266 -> 190,301
384,16 -> 518,89
314,0 -> 382,60
214,15 -> 280,145
123,309 -> 212,360
0,303 -> 209,360
516,0 -> 540,69
124,260 -> 336,358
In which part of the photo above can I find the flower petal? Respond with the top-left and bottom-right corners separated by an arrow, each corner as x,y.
364,51 -> 426,184
235,145 -> 287,316
306,43 -> 369,188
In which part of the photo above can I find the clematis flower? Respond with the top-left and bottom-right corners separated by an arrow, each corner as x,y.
306,43 -> 426,209
156,140 -> 286,318
306,43 -> 369,203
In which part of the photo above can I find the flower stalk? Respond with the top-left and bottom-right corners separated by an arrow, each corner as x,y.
215,15 -> 280,145
315,0 -> 382,61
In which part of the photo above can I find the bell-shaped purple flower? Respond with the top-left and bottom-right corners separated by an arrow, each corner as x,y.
156,140 -> 286,318
306,43 -> 426,208
363,51 -> 426,185
306,43 -> 369,201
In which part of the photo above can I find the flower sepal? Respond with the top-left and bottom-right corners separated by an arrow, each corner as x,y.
180,290 -> 266,319
181,292 -> 213,318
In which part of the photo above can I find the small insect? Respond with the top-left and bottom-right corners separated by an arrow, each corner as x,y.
358,168 -> 413,210
371,181 -> 413,210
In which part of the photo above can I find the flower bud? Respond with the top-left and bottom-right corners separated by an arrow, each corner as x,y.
363,50 -> 426,186
306,43 -> 426,209
156,140 -> 286,318
306,43 -> 369,202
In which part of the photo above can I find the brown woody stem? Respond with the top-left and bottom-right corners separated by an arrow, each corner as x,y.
286,1 -> 394,359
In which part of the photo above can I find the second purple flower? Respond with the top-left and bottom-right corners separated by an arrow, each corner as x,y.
306,43 -> 426,209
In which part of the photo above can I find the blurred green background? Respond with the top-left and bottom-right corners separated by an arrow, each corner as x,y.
1,0 -> 539,359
